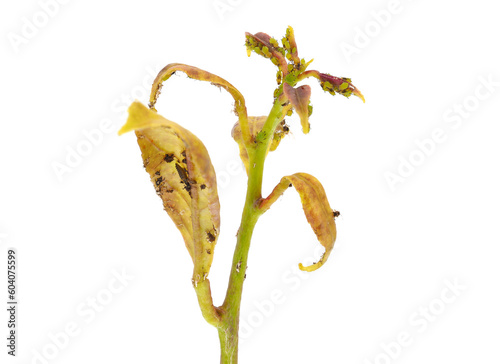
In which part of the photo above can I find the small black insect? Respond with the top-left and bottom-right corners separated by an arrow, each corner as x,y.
164,154 -> 174,163
207,231 -> 216,243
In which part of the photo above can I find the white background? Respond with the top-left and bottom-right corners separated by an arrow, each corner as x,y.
1,0 -> 499,363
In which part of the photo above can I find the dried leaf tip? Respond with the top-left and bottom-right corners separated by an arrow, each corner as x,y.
118,101 -> 169,135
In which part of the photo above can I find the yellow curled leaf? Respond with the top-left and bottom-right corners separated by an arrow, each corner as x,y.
119,101 -> 220,286
260,173 -> 337,272
283,83 -> 312,134
231,116 -> 289,175
148,63 -> 250,147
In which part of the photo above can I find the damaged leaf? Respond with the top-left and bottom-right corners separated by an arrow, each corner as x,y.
231,116 -> 290,174
119,101 -> 220,285
282,26 -> 300,66
149,63 -> 251,147
298,70 -> 365,102
318,73 -> 365,102
245,32 -> 288,73
259,173 -> 337,272
283,83 -> 312,134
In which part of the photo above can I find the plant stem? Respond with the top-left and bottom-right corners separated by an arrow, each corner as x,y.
216,99 -> 284,363
194,279 -> 221,327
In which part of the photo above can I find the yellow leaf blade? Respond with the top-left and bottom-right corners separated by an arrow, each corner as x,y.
260,173 -> 337,272
121,101 -> 220,285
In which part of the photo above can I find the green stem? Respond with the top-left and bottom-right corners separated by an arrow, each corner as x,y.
218,327 -> 238,363
194,279 -> 222,327
215,99 -> 284,363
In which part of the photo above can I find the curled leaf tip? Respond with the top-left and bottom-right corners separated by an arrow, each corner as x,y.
118,101 -> 164,136
299,251 -> 331,272
147,63 -> 251,147
353,88 -> 366,103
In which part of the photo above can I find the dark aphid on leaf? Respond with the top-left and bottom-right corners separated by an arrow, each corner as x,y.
175,163 -> 189,183
207,231 -> 216,243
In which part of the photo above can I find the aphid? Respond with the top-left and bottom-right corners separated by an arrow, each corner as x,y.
175,163 -> 192,196
175,163 -> 189,183
276,70 -> 282,84
207,231 -> 216,242
164,154 -> 174,163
